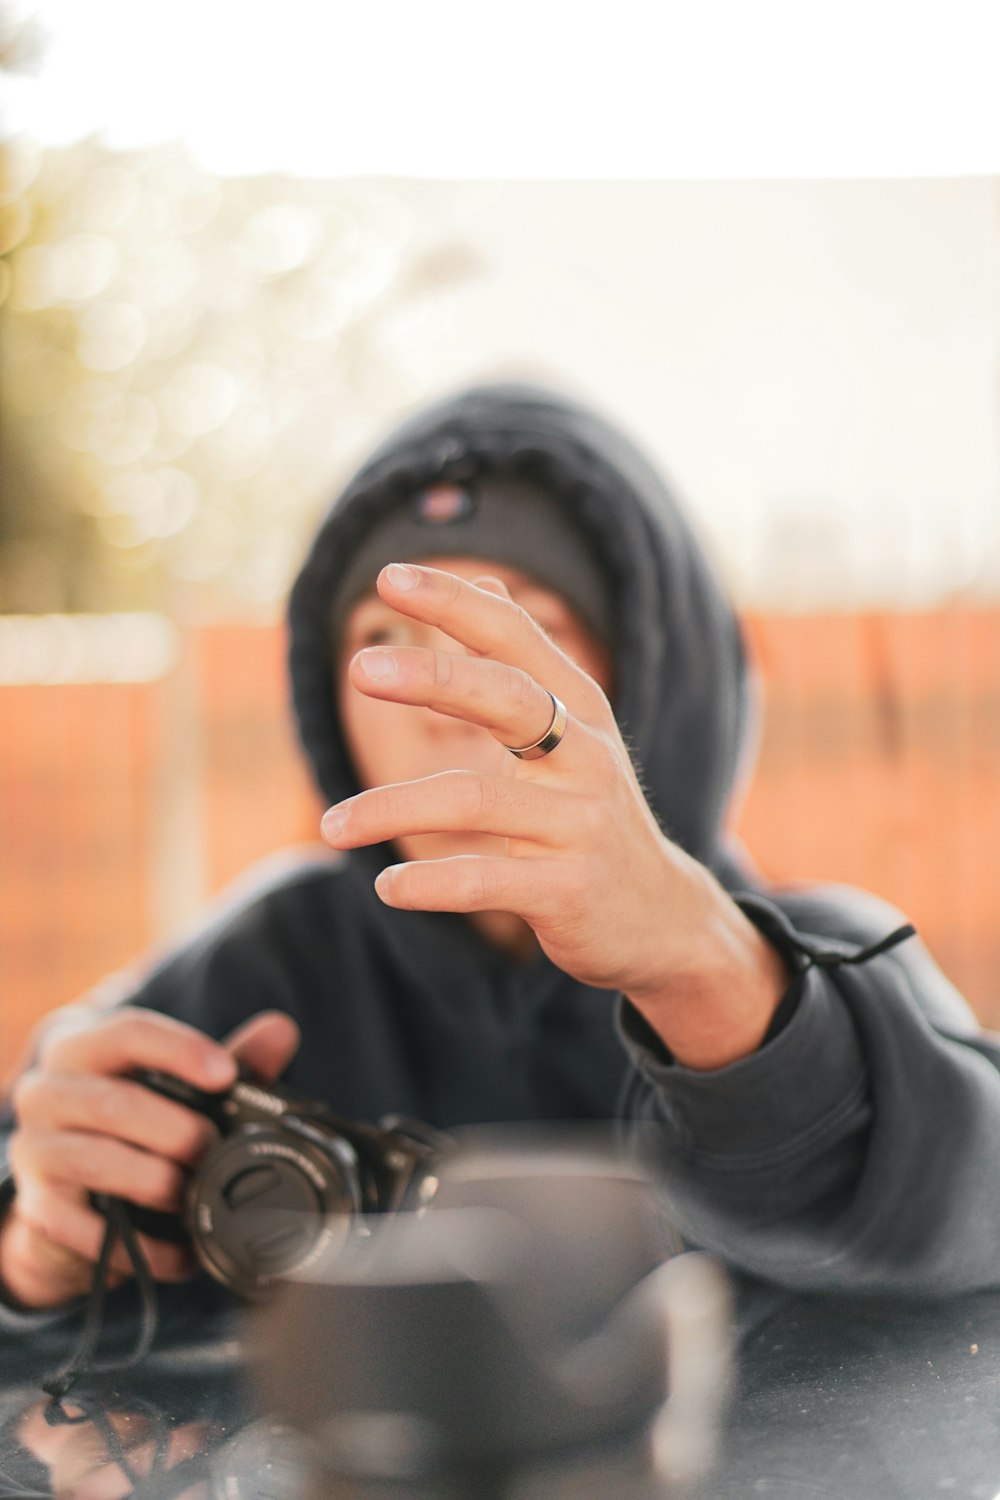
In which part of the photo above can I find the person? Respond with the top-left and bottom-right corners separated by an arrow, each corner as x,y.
2,381 -> 999,1320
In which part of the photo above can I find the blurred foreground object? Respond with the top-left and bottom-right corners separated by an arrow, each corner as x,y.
252,1143 -> 732,1499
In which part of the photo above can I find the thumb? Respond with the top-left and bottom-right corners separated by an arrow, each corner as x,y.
222,1011 -> 301,1083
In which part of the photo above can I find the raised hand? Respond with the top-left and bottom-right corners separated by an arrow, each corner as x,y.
323,563 -> 786,1069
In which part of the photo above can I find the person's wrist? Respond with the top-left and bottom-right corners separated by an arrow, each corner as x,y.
625,865 -> 792,1070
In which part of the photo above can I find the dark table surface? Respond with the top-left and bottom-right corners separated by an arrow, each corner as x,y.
3,1274 -> 1000,1500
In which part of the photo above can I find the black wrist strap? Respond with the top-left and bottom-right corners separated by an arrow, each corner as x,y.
735,893 -> 916,970
735,894 -> 917,1046
41,1196 -> 160,1405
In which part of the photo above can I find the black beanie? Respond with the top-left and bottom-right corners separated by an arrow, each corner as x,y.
327,473 -> 617,648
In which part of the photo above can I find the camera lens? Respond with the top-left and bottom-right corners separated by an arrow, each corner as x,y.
186,1125 -> 362,1298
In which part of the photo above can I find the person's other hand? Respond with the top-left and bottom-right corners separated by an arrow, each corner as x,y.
0,1007 -> 300,1309
322,563 -> 785,1069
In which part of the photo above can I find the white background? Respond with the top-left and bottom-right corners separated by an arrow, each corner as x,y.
4,0 -> 1000,606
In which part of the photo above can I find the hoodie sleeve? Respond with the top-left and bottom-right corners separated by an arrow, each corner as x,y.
617,885 -> 1000,1296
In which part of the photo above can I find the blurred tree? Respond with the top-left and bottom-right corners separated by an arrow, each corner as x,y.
0,127 -> 484,617
1,5 -> 105,612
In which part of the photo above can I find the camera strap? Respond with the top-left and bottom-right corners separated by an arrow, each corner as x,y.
40,1391 -> 174,1494
41,1195 -> 160,1407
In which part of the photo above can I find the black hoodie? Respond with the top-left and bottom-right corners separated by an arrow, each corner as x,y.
134,382 -> 759,1131
4,385 -> 1000,1299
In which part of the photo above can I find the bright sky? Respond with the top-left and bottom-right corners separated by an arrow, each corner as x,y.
5,0 -> 1000,178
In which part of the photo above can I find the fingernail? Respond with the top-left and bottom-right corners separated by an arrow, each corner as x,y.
374,866 -> 398,899
385,562 -> 420,591
322,805 -> 347,840
475,575 -> 509,596
205,1051 -> 236,1086
358,648 -> 398,681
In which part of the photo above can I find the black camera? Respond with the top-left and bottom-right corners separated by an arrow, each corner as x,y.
127,1066 -> 448,1300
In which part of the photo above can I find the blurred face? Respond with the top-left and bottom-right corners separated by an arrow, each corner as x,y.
336,555 -> 613,866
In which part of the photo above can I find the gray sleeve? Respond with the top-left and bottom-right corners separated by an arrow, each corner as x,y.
618,889 -> 1000,1296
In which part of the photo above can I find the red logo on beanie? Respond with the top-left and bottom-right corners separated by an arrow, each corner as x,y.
413,484 -> 476,525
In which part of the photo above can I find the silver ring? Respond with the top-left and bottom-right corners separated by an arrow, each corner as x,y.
504,692 -> 568,761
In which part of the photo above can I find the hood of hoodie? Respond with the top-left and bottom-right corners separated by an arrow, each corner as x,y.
288,383 -> 752,880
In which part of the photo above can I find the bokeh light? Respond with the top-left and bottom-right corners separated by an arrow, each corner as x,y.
0,137 -> 480,617
0,612 -> 179,682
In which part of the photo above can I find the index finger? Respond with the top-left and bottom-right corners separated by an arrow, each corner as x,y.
39,1007 -> 236,1092
375,563 -> 609,719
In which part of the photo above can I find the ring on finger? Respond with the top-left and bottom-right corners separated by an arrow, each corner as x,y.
504,692 -> 568,761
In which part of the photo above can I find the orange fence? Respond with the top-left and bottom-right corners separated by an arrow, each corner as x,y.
2,609 -> 998,1080
738,611 -> 1000,1016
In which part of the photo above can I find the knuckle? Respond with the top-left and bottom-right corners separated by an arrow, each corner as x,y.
7,1132 -> 32,1183
505,665 -> 538,718
13,1193 -> 47,1239
10,1067 -> 44,1121
136,1157 -> 185,1211
468,775 -> 501,824
91,1078 -> 125,1131
19,1180 -> 86,1255
510,599 -> 538,640
99,1004 -> 145,1031
439,570 -> 464,607
32,1032 -> 55,1072
119,1009 -> 220,1084
34,1024 -> 72,1073
172,1034 -> 226,1087
83,1006 -> 141,1049
569,660 -> 608,709
39,1004 -> 129,1069
470,863 -> 503,907
432,650 -> 455,689
587,726 -> 621,778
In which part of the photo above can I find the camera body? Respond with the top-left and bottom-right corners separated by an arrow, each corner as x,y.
129,1066 -> 446,1299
